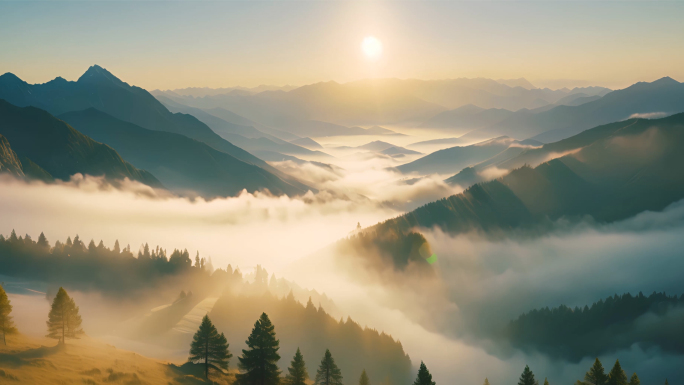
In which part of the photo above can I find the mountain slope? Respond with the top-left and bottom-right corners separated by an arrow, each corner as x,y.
460,77 -> 684,142
0,100 -> 161,187
355,113 -> 684,268
0,134 -> 24,177
0,65 -> 312,194
59,108 -> 311,197
396,136 -> 518,175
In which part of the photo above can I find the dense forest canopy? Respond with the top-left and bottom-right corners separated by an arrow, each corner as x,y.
505,292 -> 684,361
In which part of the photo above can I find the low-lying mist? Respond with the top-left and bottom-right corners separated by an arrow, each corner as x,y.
2,166 -> 683,385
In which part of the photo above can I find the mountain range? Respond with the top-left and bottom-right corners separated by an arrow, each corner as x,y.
454,77 -> 684,143
353,112 -> 684,268
0,100 -> 161,187
0,65 -> 313,196
59,108 -> 309,197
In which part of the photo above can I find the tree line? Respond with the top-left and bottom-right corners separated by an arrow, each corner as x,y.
507,359 -> 670,385
1,284 -> 83,345
188,311 -> 438,385
505,291 -> 684,360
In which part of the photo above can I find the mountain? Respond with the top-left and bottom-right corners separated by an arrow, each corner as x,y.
157,78 -> 610,134
155,95 -> 332,159
381,146 -> 422,156
59,108 -> 310,197
354,112 -> 684,268
495,78 -> 537,90
289,137 -> 323,150
396,136 -> 519,176
0,65 -> 312,194
357,141 -> 398,152
0,134 -> 24,177
460,77 -> 684,143
0,100 -> 161,187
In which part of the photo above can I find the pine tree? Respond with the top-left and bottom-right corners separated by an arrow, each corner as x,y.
315,349 -> 343,385
46,287 -> 83,344
189,315 -> 231,380
607,360 -> 628,385
628,374 -> 640,385
0,284 -> 18,345
544,378 -> 549,385
286,348 -> 309,385
359,369 -> 370,385
518,365 -> 536,385
664,379 -> 668,385
585,358 -> 608,385
37,232 -> 49,248
413,362 -> 435,385
237,313 -> 281,385
483,378 -> 490,385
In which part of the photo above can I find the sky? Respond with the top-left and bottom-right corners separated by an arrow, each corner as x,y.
1,1 -> 684,90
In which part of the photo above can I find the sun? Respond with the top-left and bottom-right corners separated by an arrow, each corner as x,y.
361,36 -> 383,60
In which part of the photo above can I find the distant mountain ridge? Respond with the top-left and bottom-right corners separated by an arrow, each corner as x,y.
350,112 -> 684,269
0,65 -> 312,196
60,108 -> 309,197
0,100 -> 161,187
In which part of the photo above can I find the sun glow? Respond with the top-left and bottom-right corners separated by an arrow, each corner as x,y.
361,36 -> 383,60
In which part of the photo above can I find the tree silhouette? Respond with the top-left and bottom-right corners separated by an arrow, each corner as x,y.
0,284 -> 18,345
483,378 -> 490,385
286,348 -> 309,385
189,314 -> 231,380
607,360 -> 628,385
46,287 -> 83,343
237,312 -> 281,385
315,349 -> 343,385
413,362 -> 435,385
543,378 -> 549,385
518,365 -> 537,385
359,369 -> 370,385
628,373 -> 640,385
585,358 -> 608,385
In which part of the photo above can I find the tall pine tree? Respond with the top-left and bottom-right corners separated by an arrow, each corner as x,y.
543,379 -> 549,385
286,348 -> 309,385
189,315 -> 231,380
483,378 -> 490,385
315,349 -> 343,385
518,365 -> 536,385
628,374 -> 640,385
607,360 -> 628,385
585,358 -> 608,385
413,362 -> 435,385
237,312 -> 281,385
0,284 -> 18,345
359,369 -> 370,385
46,287 -> 83,344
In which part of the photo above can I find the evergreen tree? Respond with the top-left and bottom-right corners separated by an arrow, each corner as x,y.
518,365 -> 537,385
607,360 -> 628,385
359,369 -> 370,385
46,287 -> 83,343
543,378 -> 549,385
315,349 -> 343,385
0,284 -> 18,345
585,359 -> 608,385
237,312 -> 281,385
483,378 -> 490,385
413,362 -> 435,385
37,232 -> 49,248
628,374 -> 640,385
286,348 -> 309,385
189,314 -> 231,380
664,380 -> 668,385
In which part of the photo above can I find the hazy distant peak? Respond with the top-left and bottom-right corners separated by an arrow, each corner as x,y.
453,104 -> 485,113
0,72 -> 25,85
652,76 -> 680,85
77,64 -> 129,88
495,77 -> 537,90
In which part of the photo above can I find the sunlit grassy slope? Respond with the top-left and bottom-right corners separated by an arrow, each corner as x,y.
0,334 -> 233,384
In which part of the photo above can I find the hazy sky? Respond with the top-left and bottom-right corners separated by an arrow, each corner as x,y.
1,1 -> 683,90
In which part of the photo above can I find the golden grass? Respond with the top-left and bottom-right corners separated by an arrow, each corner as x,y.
0,334 -> 234,384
